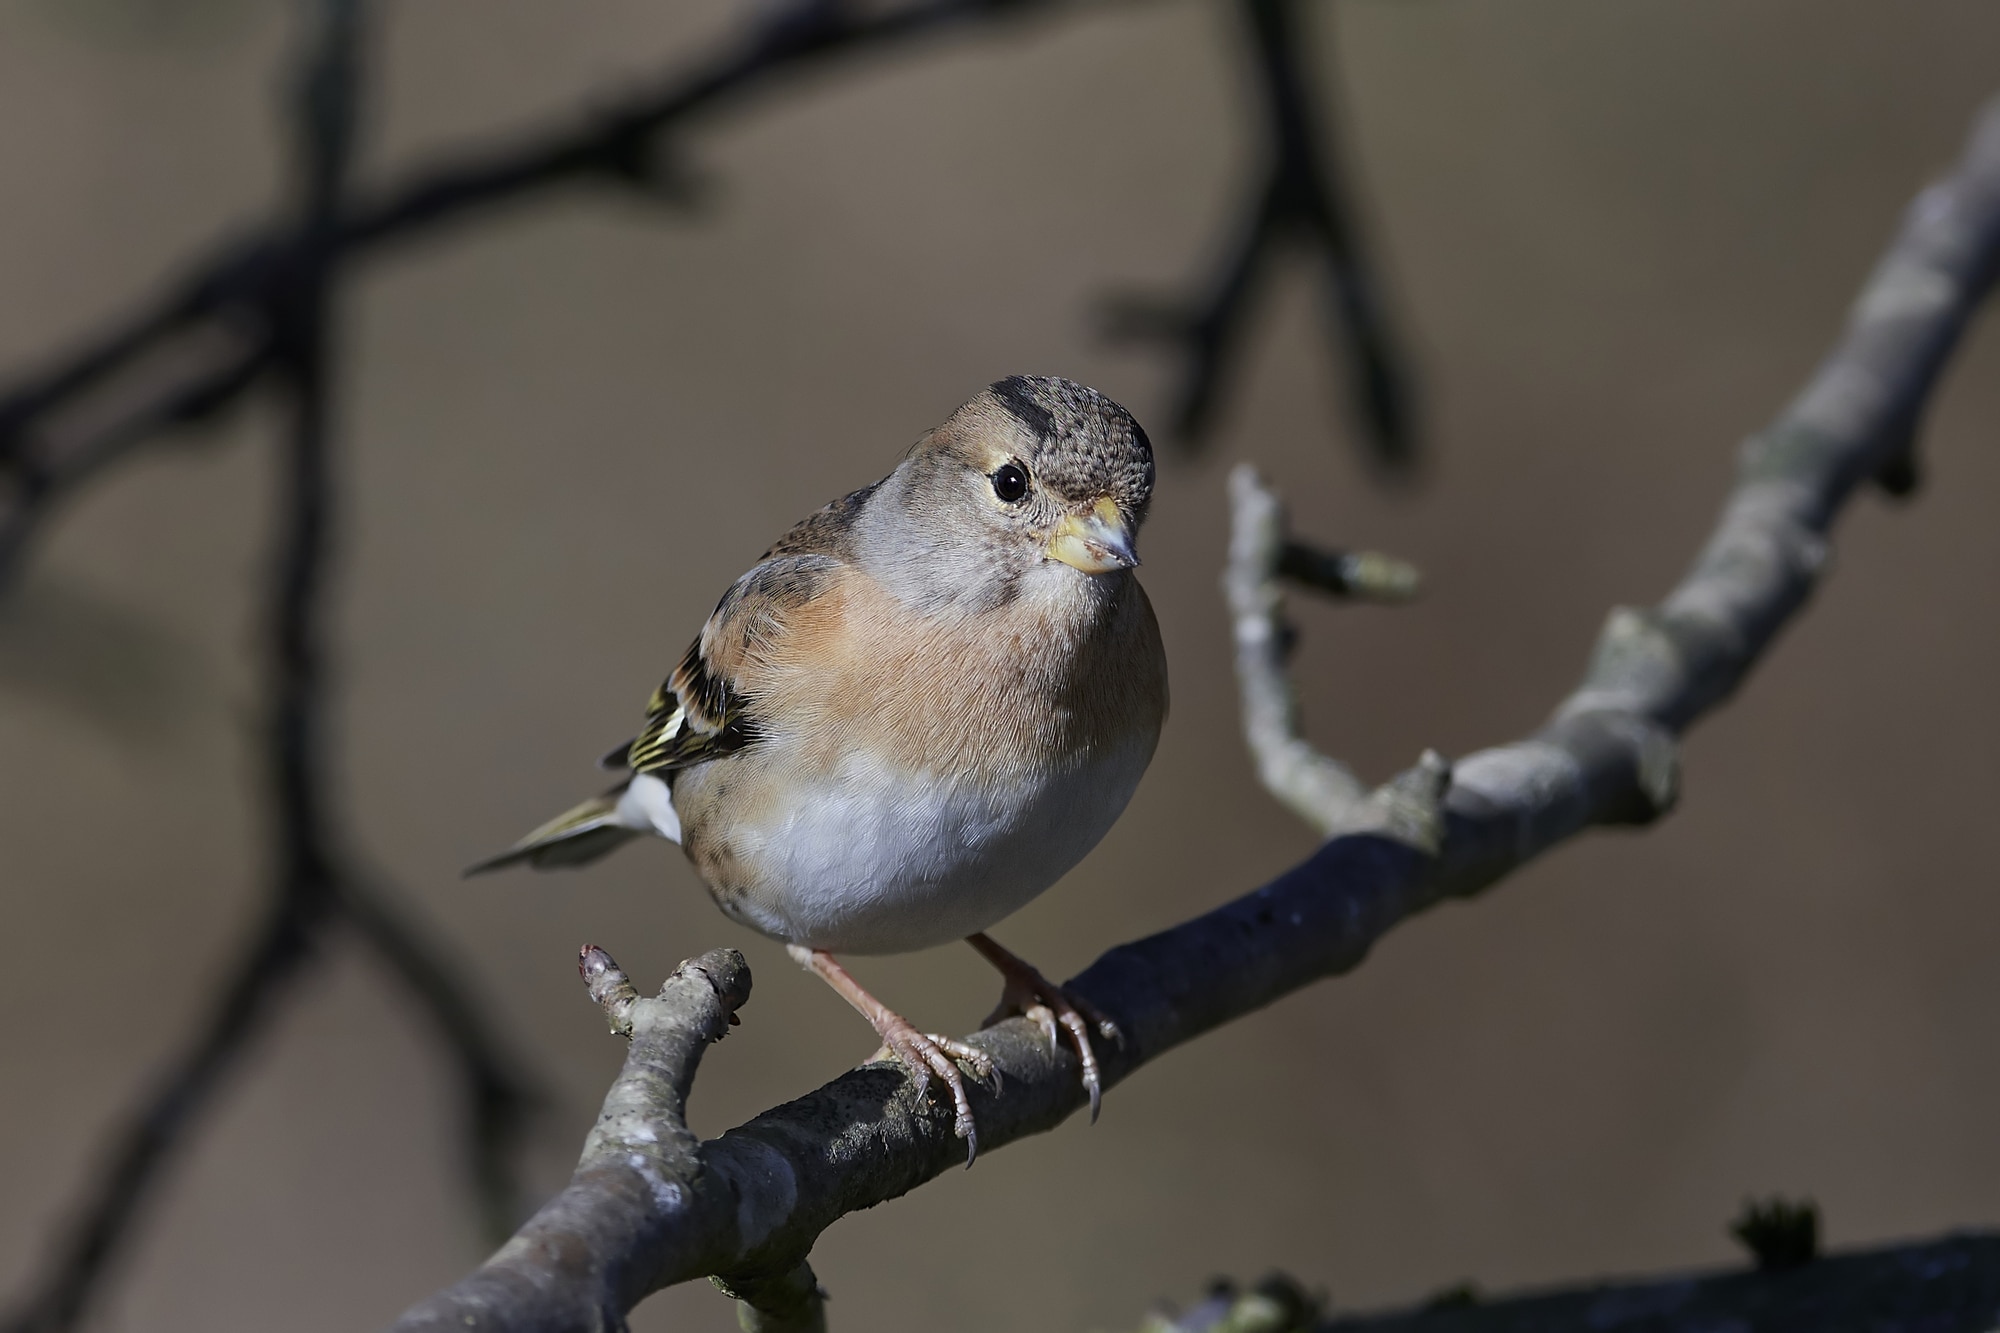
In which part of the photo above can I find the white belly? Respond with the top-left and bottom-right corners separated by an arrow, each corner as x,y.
711,733 -> 1155,954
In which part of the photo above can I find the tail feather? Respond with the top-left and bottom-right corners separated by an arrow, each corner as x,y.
465,783 -> 643,876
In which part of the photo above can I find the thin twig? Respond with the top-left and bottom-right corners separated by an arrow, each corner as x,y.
1223,465 -> 1369,833
392,89 -> 2000,1333
1274,541 -> 1421,602
1104,0 -> 1414,466
713,1262 -> 832,1333
0,325 -> 269,593
402,948 -> 754,1332
1222,464 -> 1431,839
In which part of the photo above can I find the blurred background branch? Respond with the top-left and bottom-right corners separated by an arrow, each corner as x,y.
0,7 -> 541,1331
0,0 -> 1408,589
1103,0 -> 1415,471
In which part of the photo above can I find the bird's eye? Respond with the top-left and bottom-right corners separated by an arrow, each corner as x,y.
991,462 -> 1030,503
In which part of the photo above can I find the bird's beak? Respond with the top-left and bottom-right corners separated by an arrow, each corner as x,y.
1046,497 -> 1139,574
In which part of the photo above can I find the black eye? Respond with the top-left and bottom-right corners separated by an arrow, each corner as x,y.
991,462 -> 1030,503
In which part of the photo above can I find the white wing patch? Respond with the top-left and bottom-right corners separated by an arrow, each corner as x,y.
615,772 -> 682,844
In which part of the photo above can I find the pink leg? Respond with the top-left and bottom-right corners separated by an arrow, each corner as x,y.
966,932 -> 1121,1122
788,944 -> 996,1165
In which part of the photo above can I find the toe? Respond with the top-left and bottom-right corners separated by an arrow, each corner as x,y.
1023,1002 -> 1061,1053
888,1040 -> 933,1103
927,1055 -> 979,1165
930,1035 -> 1000,1089
885,1033 -> 989,1165
1052,1007 -> 1105,1122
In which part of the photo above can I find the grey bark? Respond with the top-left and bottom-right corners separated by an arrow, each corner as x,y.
392,96 -> 2000,1333
1225,463 -> 1433,839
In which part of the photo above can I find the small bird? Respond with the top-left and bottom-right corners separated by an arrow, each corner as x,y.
470,376 -> 1167,1160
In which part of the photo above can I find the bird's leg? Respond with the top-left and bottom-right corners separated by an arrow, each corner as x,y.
966,932 -> 1121,1123
786,944 -> 996,1165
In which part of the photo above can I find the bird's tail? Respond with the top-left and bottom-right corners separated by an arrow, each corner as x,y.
464,773 -> 681,876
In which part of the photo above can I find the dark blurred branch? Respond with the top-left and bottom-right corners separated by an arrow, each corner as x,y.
0,0 -> 1426,588
1731,1196 -> 1821,1272
0,323 -> 269,592
394,89 -> 2000,1333
1323,1231 -> 2000,1332
0,8 -> 536,1331
1132,1232 -> 2000,1332
1104,0 -> 1414,467
0,0 -> 1089,584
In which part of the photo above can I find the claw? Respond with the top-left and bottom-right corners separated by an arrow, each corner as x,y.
1024,1002 -> 1061,1053
875,1024 -> 997,1165
967,933 -> 1120,1123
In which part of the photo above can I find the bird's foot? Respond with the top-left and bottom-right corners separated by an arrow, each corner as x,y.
789,944 -> 995,1166
967,932 -> 1121,1123
864,1014 -> 997,1164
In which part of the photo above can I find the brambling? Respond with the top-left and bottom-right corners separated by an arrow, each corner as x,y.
471,376 -> 1168,1159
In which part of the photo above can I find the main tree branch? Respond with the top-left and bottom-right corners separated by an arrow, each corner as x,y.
393,91 -> 2000,1333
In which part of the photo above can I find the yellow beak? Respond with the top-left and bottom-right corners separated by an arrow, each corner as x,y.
1046,497 -> 1139,574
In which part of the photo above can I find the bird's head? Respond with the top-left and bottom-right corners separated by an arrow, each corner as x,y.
867,376 -> 1154,614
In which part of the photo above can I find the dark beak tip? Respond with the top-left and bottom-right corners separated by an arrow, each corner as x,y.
1088,541 -> 1139,572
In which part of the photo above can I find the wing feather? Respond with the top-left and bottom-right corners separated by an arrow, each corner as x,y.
615,551 -> 843,777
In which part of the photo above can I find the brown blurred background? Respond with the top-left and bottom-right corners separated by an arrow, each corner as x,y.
3,1 -> 1999,1329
